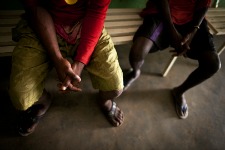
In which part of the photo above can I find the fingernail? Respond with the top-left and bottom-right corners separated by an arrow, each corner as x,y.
62,86 -> 67,91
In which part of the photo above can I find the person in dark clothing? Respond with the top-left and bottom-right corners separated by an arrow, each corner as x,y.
124,0 -> 221,119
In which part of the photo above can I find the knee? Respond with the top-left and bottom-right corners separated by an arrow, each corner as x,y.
208,54 -> 221,74
130,37 -> 153,62
200,52 -> 221,74
9,87 -> 27,111
109,89 -> 123,99
99,89 -> 123,100
116,89 -> 123,97
130,46 -> 145,62
9,80 -> 43,111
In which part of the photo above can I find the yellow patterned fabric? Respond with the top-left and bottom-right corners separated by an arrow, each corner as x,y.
9,19 -> 123,110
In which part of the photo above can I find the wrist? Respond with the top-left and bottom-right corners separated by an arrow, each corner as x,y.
72,61 -> 85,76
52,55 -> 64,65
193,25 -> 200,30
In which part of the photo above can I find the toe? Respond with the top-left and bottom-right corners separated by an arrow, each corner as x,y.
114,108 -> 124,126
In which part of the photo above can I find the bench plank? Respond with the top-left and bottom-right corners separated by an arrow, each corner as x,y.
107,27 -> 138,36
1,8 -> 225,59
0,8 -> 143,56
104,20 -> 142,28
105,14 -> 141,21
111,36 -> 133,45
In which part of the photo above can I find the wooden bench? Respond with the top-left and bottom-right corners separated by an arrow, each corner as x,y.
0,8 -> 142,56
1,8 -> 225,77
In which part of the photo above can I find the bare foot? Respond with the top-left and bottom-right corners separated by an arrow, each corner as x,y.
123,69 -> 140,91
172,88 -> 188,119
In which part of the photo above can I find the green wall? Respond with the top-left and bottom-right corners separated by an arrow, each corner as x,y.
0,0 -> 23,10
218,0 -> 225,7
109,0 -> 148,8
211,0 -> 225,7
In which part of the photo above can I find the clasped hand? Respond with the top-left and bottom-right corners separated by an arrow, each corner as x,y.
54,58 -> 83,93
170,29 -> 197,57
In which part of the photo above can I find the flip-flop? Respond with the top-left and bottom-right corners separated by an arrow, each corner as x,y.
172,90 -> 188,119
17,104 -> 46,136
104,101 -> 124,127
17,92 -> 52,136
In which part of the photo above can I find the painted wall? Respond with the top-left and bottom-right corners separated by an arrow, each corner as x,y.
0,0 -> 23,10
109,0 -> 148,8
211,0 -> 225,7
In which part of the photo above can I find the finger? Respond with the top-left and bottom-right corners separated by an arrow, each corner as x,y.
66,68 -> 81,83
181,35 -> 190,45
68,83 -> 82,92
61,76 -> 71,91
57,83 -> 68,91
181,39 -> 187,45
72,79 -> 82,89
66,68 -> 80,80
73,74 -> 81,82
187,45 -> 190,50
57,83 -> 71,93
57,83 -> 66,90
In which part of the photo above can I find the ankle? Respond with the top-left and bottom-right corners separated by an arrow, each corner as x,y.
99,100 -> 112,112
132,69 -> 141,77
173,87 -> 184,97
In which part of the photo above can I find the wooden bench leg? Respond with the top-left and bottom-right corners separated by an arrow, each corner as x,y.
162,56 -> 178,77
218,41 -> 225,56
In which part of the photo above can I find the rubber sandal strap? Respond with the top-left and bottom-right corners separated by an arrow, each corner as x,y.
108,101 -> 116,117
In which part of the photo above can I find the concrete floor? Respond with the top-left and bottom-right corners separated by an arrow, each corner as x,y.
0,35 -> 225,150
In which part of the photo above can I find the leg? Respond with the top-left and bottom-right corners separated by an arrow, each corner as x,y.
123,15 -> 167,90
86,28 -> 124,126
172,51 -> 221,118
9,20 -> 52,136
124,37 -> 154,90
171,19 -> 221,119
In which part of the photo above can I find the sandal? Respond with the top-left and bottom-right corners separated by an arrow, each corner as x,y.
104,101 -> 124,127
17,104 -> 46,136
172,90 -> 188,119
17,91 -> 52,136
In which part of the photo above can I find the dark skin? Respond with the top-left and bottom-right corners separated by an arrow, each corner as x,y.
124,0 -> 220,112
21,0 -> 123,126
154,0 -> 208,56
